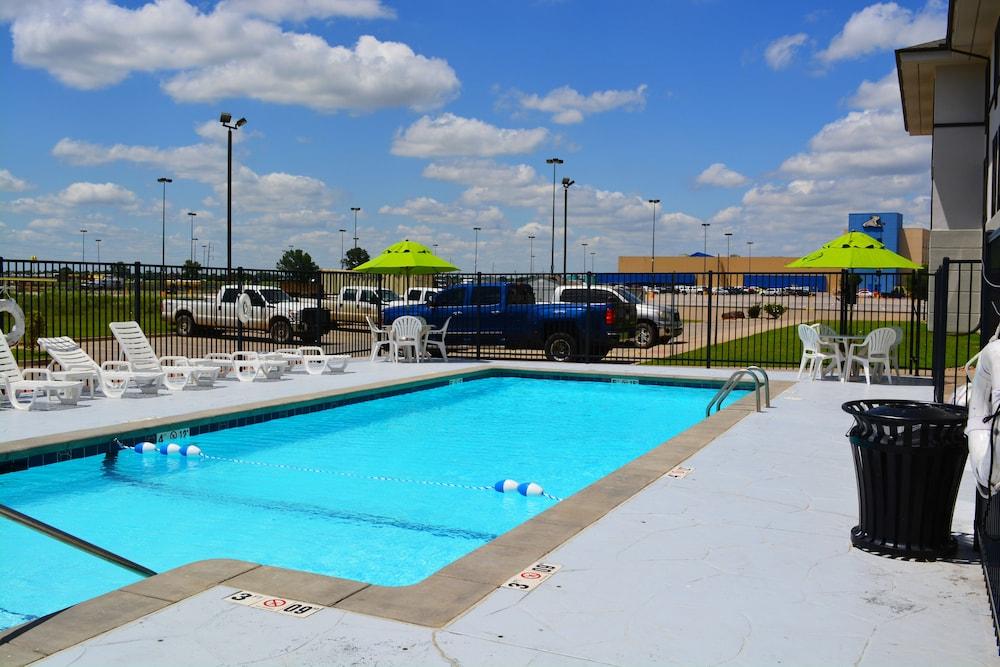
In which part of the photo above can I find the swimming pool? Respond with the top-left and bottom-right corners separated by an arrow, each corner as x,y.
0,373 -> 747,630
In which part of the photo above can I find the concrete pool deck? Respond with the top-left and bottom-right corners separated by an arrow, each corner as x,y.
1,361 -> 996,665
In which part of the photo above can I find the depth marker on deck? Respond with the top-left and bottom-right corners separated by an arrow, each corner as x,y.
225,590 -> 326,618
502,562 -> 561,591
667,466 -> 692,479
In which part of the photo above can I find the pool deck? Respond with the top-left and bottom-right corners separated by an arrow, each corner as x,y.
1,361 -> 997,665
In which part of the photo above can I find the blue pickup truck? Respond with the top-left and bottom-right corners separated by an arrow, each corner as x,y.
383,282 -> 636,361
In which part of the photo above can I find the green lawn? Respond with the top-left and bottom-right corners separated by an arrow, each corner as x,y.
648,319 -> 977,370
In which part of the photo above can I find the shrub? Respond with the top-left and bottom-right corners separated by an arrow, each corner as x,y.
747,304 -> 762,319
763,303 -> 786,319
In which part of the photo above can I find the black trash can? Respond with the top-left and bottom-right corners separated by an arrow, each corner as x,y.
842,399 -> 969,560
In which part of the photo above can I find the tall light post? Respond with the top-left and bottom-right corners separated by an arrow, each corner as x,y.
95,238 -> 102,264
724,231 -> 733,286
337,229 -> 347,268
472,227 -> 482,273
747,240 -> 754,276
701,223 -> 711,272
202,243 -> 208,266
219,112 -> 247,273
590,251 -> 596,272
350,207 -> 361,249
648,199 -> 660,273
561,177 -> 574,274
157,177 -> 172,268
527,234 -> 536,273
546,157 -> 563,273
79,228 -> 87,262
581,242 -> 588,273
187,212 -> 197,262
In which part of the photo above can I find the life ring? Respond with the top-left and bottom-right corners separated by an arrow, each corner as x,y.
0,299 -> 25,346
966,340 -> 1000,495
236,293 -> 253,324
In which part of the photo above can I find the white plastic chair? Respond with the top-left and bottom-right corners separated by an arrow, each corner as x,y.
110,321 -> 220,390
390,316 -> 425,363
366,315 -> 391,362
844,327 -> 897,385
423,316 -> 451,362
296,346 -> 349,374
889,325 -> 905,377
796,324 -> 840,380
230,351 -> 287,382
38,336 -> 164,398
0,335 -> 82,410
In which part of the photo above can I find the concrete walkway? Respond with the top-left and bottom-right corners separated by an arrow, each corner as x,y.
6,367 -> 991,666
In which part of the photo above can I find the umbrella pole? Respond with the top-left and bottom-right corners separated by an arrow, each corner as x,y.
839,269 -> 849,335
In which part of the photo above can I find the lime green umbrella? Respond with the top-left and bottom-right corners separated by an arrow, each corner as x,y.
353,239 -> 459,275
785,231 -> 922,269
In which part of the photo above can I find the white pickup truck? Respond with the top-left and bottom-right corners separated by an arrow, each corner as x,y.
161,285 -> 333,343
552,284 -> 683,348
384,287 -> 441,307
325,286 -> 403,326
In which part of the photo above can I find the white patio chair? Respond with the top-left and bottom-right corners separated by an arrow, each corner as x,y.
390,316 -> 425,363
231,351 -> 287,382
199,352 -> 236,379
423,316 -> 451,362
268,348 -> 306,373
295,346 -> 349,374
109,321 -> 220,391
843,327 -> 897,385
889,325 -> 905,378
0,335 -> 82,410
796,324 -> 840,380
366,315 -> 391,362
38,336 -> 164,399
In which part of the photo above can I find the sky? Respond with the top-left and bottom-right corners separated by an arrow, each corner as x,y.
0,0 -> 943,273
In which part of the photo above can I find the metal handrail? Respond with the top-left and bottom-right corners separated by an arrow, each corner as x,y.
0,503 -> 156,578
706,367 -> 769,416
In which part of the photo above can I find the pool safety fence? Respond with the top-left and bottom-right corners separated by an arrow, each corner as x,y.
0,257 -> 961,374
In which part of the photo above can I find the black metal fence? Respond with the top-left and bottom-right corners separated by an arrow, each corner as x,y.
0,257 -> 958,374
932,258 -> 984,402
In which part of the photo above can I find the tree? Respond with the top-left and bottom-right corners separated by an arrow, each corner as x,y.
343,247 -> 370,270
277,248 -> 319,274
181,259 -> 201,279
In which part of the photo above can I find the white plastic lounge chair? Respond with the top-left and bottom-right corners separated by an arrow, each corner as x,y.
843,327 -> 896,385
423,316 -> 451,362
199,352 -> 236,379
294,346 -> 349,374
268,348 -> 307,373
109,321 -> 220,391
38,336 -> 164,399
366,315 -> 391,362
390,316 -> 425,363
0,335 -> 82,410
231,351 -> 287,382
796,324 -> 840,380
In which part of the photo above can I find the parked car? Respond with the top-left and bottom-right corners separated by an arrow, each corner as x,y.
162,284 -> 332,343
384,287 -> 441,307
857,288 -> 874,298
326,286 -> 402,326
675,285 -> 705,294
383,282 -> 637,361
551,284 -> 682,348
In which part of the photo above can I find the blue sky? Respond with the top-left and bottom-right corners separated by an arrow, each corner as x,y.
0,0 -> 941,272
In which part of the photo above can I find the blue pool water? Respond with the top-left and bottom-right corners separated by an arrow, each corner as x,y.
0,375 -> 745,629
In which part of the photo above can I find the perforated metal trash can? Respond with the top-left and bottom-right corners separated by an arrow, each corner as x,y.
842,399 -> 968,561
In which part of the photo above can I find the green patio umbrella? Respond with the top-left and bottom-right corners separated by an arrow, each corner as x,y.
785,231 -> 922,270
353,239 -> 459,275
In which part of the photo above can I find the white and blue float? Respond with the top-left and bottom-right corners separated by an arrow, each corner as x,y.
493,479 -> 544,496
493,479 -> 519,493
132,441 -> 201,457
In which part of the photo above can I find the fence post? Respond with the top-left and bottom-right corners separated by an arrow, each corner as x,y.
706,271 -> 713,369
585,271 -> 592,363
132,261 -> 142,323
932,258 -> 950,403
237,266 -> 245,352
475,272 -> 482,361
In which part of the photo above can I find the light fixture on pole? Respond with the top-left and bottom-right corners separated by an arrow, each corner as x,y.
590,251 -> 596,273
472,227 -> 482,273
581,242 -> 588,273
219,112 -> 247,273
527,234 -> 536,273
79,228 -> 88,262
724,231 -> 733,285
350,207 -> 361,249
338,229 -> 347,268
95,238 -> 102,264
561,177 -> 574,274
546,157 -> 563,274
157,177 -> 172,269
701,223 -> 711,272
747,240 -> 754,276
187,212 -> 197,262
647,199 -> 660,273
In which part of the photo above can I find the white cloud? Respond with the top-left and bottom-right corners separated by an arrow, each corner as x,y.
709,206 -> 742,224
764,33 -> 808,70
818,1 -> 946,64
0,168 -> 30,191
848,69 -> 901,110
379,197 -> 505,227
696,163 -> 748,188
9,1 -> 459,113
391,114 -> 548,158
217,0 -> 395,21
8,181 -> 137,215
517,84 -> 647,124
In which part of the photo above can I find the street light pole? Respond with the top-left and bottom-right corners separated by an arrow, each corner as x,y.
351,207 -> 361,249
219,112 -> 247,273
338,229 -> 347,268
546,157 -> 563,274
562,177 -> 574,274
95,238 -> 102,264
202,244 -> 207,266
590,251 -> 596,272
647,199 -> 660,274
724,231 -> 733,286
581,242 -> 588,273
157,177 -> 172,268
472,227 -> 482,273
747,240 -> 754,276
80,228 -> 87,262
527,235 -> 535,273
701,223 -> 711,272
187,212 -> 197,262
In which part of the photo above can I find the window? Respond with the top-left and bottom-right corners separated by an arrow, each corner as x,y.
508,284 -> 535,305
471,286 -> 501,305
407,289 -> 422,301
341,288 -> 356,302
220,288 -> 239,303
246,290 -> 265,307
434,288 -> 465,307
360,290 -> 379,304
560,288 -> 615,303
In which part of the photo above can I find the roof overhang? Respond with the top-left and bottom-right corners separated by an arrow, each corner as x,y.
896,0 -> 996,136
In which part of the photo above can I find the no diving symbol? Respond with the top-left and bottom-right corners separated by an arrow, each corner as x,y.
520,572 -> 542,580
263,598 -> 287,608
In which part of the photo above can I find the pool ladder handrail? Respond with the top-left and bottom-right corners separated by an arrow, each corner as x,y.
705,366 -> 771,417
0,502 -> 156,578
